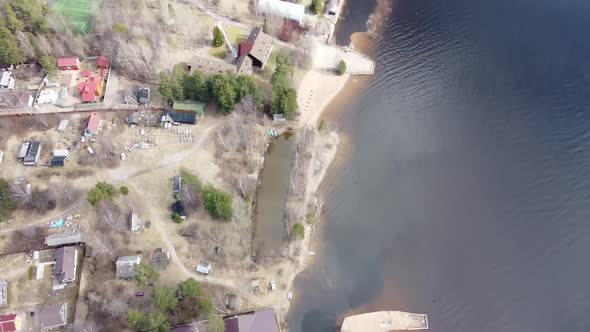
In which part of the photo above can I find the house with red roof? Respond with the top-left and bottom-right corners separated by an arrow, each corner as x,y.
84,112 -> 102,137
57,57 -> 80,71
0,313 -> 19,332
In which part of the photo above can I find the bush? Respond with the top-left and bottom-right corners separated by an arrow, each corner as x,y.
311,0 -> 324,15
212,26 -> 224,47
202,185 -> 233,220
127,309 -> 146,330
208,315 -> 225,332
180,169 -> 201,190
113,22 -> 129,34
120,186 -> 129,195
337,60 -> 347,75
171,212 -> 183,224
179,278 -> 204,298
39,55 -> 56,75
87,181 -> 116,206
293,223 -> 305,239
199,299 -> 213,316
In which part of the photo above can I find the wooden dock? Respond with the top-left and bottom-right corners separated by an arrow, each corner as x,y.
341,311 -> 429,332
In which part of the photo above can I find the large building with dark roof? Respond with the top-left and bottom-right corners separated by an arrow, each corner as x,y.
224,308 -> 279,332
54,246 -> 78,284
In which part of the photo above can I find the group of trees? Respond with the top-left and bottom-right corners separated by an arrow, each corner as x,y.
271,53 -> 298,119
127,278 -> 217,332
0,0 -> 49,65
87,181 -> 117,206
0,178 -> 16,221
202,185 -> 234,220
159,66 -> 264,113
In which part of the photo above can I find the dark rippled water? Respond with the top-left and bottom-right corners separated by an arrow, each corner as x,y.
288,0 -> 590,331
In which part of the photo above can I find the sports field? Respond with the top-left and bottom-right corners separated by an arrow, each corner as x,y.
50,0 -> 94,34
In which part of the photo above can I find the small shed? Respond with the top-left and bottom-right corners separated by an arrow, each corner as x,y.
53,149 -> 69,158
51,156 -> 66,167
138,87 -> 150,104
44,231 -> 85,247
23,141 -> 41,166
57,57 -> 79,71
150,248 -> 170,269
116,255 -> 141,279
0,281 -> 7,308
224,293 -> 240,310
129,212 -> 140,231
272,114 -> 286,123
172,176 -> 182,193
172,200 -> 186,218
17,141 -> 30,160
196,262 -> 212,275
96,56 -> 110,69
57,119 -> 69,132
126,112 -> 140,125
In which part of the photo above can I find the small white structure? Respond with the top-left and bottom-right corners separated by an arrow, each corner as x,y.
196,262 -> 212,275
0,71 -> 15,90
53,149 -> 69,158
36,89 -> 59,105
57,119 -> 69,132
0,151 -> 3,164
257,0 -> 305,25
129,212 -> 140,231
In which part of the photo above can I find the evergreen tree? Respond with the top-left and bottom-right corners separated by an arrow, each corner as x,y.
183,71 -> 209,102
212,26 -> 224,47
0,27 -> 24,64
209,74 -> 237,112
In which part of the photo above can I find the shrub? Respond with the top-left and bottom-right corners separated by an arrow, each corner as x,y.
0,178 -> 16,221
120,186 -> 129,195
212,26 -> 224,47
179,278 -> 204,298
337,60 -> 347,75
179,169 -> 201,190
152,286 -> 179,311
171,212 -> 183,223
135,262 -> 159,286
113,22 -> 129,34
202,185 -> 233,220
310,0 -> 324,15
293,223 -> 305,239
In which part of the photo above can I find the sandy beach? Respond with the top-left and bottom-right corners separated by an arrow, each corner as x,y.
298,70 -> 352,127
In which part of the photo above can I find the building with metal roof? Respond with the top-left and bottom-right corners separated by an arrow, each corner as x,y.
39,303 -> 68,330
257,0 -> 305,25
23,141 -> 41,166
53,246 -> 78,284
172,100 -> 205,117
44,231 -> 86,247
116,255 -> 141,279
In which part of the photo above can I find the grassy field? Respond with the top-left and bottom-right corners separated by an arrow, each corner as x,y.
51,0 -> 94,34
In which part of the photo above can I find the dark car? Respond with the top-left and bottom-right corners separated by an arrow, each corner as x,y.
135,292 -> 144,297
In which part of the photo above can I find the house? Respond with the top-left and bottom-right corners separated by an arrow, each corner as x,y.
173,100 -> 205,118
0,313 -> 19,332
44,231 -> 85,247
129,212 -> 140,231
37,89 -> 59,105
96,55 -> 109,69
257,0 -> 305,25
188,56 -> 236,76
84,112 -> 102,136
51,156 -> 66,167
0,281 -> 6,308
116,255 -> 141,279
224,308 -> 279,332
240,28 -> 273,69
57,57 -> 79,70
53,246 -> 78,284
237,55 -> 254,75
162,111 -> 197,125
171,200 -> 186,219
138,87 -> 150,104
172,176 -> 182,193
149,248 -> 170,269
39,303 -> 68,330
171,321 -> 208,332
0,91 -> 33,109
23,141 -> 41,166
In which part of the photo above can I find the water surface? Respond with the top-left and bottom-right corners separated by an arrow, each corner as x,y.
289,0 -> 590,331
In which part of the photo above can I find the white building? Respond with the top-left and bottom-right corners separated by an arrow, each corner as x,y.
37,89 -> 59,105
257,0 -> 305,25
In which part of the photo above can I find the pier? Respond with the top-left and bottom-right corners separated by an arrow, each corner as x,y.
311,40 -> 375,75
341,311 -> 429,332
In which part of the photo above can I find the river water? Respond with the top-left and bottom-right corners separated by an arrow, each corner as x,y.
288,0 -> 590,331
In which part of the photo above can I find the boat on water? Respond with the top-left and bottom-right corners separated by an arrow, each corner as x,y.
341,311 -> 428,332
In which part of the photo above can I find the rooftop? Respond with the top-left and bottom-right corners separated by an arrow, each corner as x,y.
173,100 -> 205,117
116,255 -> 141,279
0,281 -> 6,308
0,313 -> 17,332
54,246 -> 78,283
224,308 -> 279,332
39,303 -> 68,329
188,56 -> 236,76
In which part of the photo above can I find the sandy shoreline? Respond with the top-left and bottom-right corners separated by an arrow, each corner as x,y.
297,70 -> 352,128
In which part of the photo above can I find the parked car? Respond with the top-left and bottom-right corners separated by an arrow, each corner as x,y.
135,292 -> 144,297
120,152 -> 126,160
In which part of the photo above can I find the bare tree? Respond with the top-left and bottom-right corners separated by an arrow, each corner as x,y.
15,31 -> 35,59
